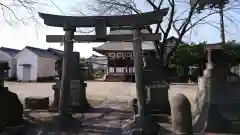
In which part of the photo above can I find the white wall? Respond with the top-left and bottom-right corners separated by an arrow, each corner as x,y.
0,50 -> 15,78
16,49 -> 38,81
92,63 -> 107,70
37,56 -> 56,77
90,57 -> 108,70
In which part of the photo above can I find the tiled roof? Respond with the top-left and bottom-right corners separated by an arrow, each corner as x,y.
0,47 -> 21,57
47,48 -> 64,57
93,29 -> 186,52
93,41 -> 155,51
204,43 -> 221,49
89,55 -> 107,60
25,46 -> 60,59
109,29 -> 149,35
94,29 -> 153,51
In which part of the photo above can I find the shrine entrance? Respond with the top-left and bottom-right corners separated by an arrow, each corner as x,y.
39,9 -> 169,134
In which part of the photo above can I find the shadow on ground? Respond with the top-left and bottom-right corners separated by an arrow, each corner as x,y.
22,106 -> 136,135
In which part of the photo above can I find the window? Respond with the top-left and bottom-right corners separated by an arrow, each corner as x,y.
108,67 -> 114,73
116,52 -> 124,59
125,52 -> 133,59
108,53 -> 116,59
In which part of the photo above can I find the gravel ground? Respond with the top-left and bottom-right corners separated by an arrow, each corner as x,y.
4,81 -> 198,135
5,81 -> 197,105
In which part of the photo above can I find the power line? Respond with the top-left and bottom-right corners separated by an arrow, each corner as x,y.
48,0 -> 66,15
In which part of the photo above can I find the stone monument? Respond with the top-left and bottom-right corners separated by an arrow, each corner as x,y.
143,50 -> 170,114
193,49 -> 240,133
69,52 -> 90,113
0,62 -> 24,132
171,93 -> 193,135
50,52 -> 90,113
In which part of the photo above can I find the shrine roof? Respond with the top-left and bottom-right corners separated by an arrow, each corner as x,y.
0,47 -> 21,57
93,28 -> 155,51
93,41 -> 155,51
204,43 -> 221,49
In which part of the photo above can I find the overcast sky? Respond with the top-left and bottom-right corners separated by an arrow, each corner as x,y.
0,0 -> 239,58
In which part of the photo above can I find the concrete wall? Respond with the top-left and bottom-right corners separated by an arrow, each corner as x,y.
16,49 -> 38,81
37,56 -> 56,78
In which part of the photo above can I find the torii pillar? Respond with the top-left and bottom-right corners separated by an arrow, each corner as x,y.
58,26 -> 76,117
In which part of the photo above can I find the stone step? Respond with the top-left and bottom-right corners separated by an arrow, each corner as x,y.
25,97 -> 49,110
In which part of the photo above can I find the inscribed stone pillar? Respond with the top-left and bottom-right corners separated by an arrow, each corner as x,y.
69,52 -> 90,113
143,51 -> 170,114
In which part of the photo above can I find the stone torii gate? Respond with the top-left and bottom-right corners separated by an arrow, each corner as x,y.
38,9 -> 168,127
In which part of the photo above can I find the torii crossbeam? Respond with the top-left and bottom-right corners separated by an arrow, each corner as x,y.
39,8 -> 168,27
40,8 -> 168,42
46,34 -> 162,43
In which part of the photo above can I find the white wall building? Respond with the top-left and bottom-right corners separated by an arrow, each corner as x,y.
0,47 -> 20,79
15,46 -> 61,82
88,55 -> 108,70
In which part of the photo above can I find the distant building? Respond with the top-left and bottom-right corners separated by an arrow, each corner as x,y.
47,48 -> 64,77
164,36 -> 185,58
93,27 -> 182,81
93,27 -> 155,81
88,55 -> 108,70
15,46 -> 61,82
0,47 -> 20,79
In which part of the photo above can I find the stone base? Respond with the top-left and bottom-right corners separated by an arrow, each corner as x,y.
49,101 -> 91,113
122,115 -> 161,135
149,101 -> 171,115
70,102 -> 91,113
132,98 -> 171,115
25,97 -> 49,110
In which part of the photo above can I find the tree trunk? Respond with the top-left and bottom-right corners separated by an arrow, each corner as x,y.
219,6 -> 225,44
184,66 -> 189,82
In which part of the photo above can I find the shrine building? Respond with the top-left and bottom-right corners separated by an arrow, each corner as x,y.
93,27 -> 155,82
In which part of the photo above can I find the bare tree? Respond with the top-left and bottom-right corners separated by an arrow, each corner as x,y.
87,0 -> 230,79
195,0 -> 240,44
0,0 -> 41,25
